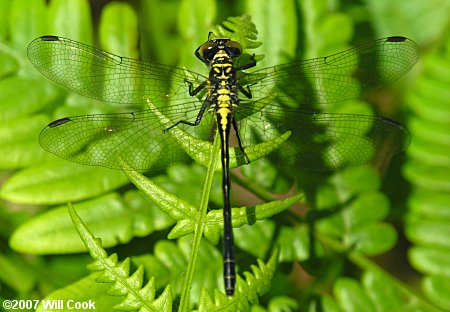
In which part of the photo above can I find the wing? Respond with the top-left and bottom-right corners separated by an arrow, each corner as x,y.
39,103 -> 410,171
236,104 -> 410,171
231,37 -> 417,170
27,36 -> 206,106
240,36 -> 420,107
35,36 -> 417,171
39,104 -> 214,170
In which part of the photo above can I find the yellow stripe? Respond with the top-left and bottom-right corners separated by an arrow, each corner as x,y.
217,107 -> 231,131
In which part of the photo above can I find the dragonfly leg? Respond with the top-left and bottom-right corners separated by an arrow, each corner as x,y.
238,84 -> 253,99
164,98 -> 211,132
185,79 -> 207,96
232,117 -> 250,164
236,53 -> 256,71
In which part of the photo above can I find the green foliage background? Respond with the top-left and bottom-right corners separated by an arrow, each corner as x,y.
0,0 -> 449,311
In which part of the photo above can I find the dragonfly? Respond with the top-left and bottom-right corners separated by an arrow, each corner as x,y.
28,34 -> 419,296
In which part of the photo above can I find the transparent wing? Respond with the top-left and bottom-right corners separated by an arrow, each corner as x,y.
27,36 -> 206,106
39,104 -> 410,171
236,104 -> 410,171
231,36 -> 417,170
240,36 -> 420,106
34,36 -> 417,171
39,104 -> 214,170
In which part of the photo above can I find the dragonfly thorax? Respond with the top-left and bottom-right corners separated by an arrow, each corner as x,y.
208,55 -> 239,113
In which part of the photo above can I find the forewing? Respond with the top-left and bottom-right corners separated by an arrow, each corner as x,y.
27,36 -> 206,106
240,36 -> 420,107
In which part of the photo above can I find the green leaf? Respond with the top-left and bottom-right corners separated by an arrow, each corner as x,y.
350,222 -> 397,255
267,296 -> 299,311
405,35 -> 450,310
68,203 -> 174,311
317,13 -> 354,52
314,166 -> 397,255
10,193 -> 164,254
408,83 -> 450,123
200,194 -> 304,244
121,161 -> 199,223
0,160 -> 129,204
299,0 -> 354,58
0,0 -> 12,40
307,295 -> 342,312
154,241 -> 187,284
0,75 -> 59,122
404,160 -> 450,191
131,237 -> 222,302
178,236 -> 222,297
0,49 -> 18,78
406,218 -> 450,249
365,0 -> 450,42
8,0 -> 47,50
177,0 -> 217,71
123,158 -> 302,247
48,0 -> 93,43
99,1 -> 139,58
362,271 -> 405,311
409,114 -> 450,147
197,249 -> 279,310
409,246 -> 450,276
156,164 -> 222,207
123,190 -> 175,236
0,1 -> 442,309
422,275 -> 450,311
234,220 -> 275,258
277,225 -> 318,262
139,0 -> 183,65
308,268 -> 439,312
408,189 -> 450,219
345,192 -> 389,228
241,159 -> 291,193
315,169 -> 375,210
334,277 -> 376,312
0,114 -> 49,169
0,251 -> 36,295
36,273 -> 123,311
329,166 -> 381,199
245,0 -> 298,67
178,0 -> 216,40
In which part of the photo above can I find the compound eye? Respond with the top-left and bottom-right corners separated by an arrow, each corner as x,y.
226,40 -> 242,56
197,41 -> 217,61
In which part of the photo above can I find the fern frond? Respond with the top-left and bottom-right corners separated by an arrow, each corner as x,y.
196,249 -> 278,311
68,203 -> 173,311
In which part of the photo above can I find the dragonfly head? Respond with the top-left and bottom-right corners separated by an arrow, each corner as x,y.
195,38 -> 242,64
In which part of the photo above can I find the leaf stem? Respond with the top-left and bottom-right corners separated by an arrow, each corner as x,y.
317,233 -> 444,312
178,132 -> 221,311
230,170 -> 275,202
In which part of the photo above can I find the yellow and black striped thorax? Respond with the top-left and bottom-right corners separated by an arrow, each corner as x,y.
195,38 -> 243,127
